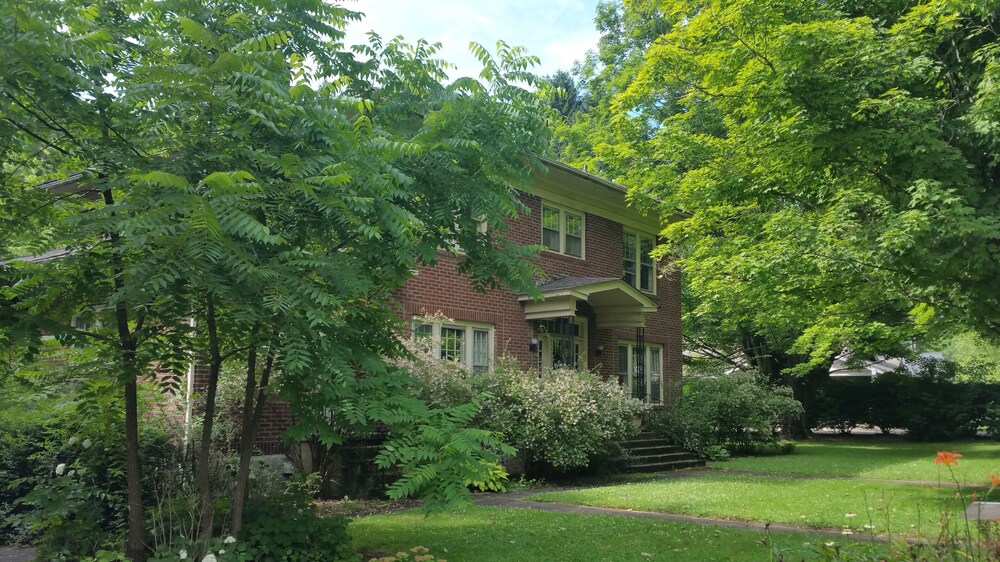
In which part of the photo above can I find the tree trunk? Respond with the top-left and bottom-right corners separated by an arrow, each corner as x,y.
102,187 -> 145,562
124,378 -> 144,560
197,295 -> 222,545
739,329 -> 830,439
785,367 -> 829,439
230,347 -> 274,537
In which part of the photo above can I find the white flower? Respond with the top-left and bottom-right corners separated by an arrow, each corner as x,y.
223,536 -> 236,544
841,530 -> 854,535
845,512 -> 857,518
218,550 -> 225,555
68,436 -> 79,446
202,554 -> 216,562
55,463 -> 66,476
82,439 -> 92,449
179,550 -> 188,559
863,524 -> 876,530
824,541 -> 835,547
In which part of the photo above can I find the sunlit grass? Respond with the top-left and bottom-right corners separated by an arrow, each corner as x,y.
528,473 -> 990,533
711,439 -> 1000,483
350,505 -> 881,562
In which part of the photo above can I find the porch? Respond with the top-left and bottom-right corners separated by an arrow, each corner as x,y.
519,276 -> 664,403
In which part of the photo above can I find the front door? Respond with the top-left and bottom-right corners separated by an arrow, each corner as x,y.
618,342 -> 663,403
538,317 -> 587,371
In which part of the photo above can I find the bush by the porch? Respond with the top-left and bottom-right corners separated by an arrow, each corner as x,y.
405,353 -> 644,474
647,373 -> 802,460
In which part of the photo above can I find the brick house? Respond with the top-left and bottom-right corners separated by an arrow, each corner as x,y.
25,158 -> 682,457
397,157 -> 682,404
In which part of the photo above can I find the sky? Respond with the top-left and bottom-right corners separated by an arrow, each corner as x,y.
341,0 -> 604,81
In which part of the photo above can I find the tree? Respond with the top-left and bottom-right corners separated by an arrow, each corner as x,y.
558,0 -> 1000,434
1,0 -> 550,557
543,70 -> 586,120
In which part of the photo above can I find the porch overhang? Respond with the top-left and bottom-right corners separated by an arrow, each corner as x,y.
518,277 -> 658,329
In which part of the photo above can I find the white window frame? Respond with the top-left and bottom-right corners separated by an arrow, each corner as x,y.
623,230 -> 657,294
541,202 -> 585,259
617,341 -> 663,403
537,318 -> 588,372
412,320 -> 495,373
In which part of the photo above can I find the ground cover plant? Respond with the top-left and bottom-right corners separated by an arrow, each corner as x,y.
350,505 -> 872,562
712,439 -> 1000,483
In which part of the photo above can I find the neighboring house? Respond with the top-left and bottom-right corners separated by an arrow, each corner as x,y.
396,157 -> 682,404
828,351 -> 946,378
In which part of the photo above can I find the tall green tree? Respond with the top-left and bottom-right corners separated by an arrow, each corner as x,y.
1,0 -> 550,557
543,69 -> 586,120
561,0 -> 1000,433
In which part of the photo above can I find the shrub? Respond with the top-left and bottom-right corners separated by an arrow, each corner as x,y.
476,359 -> 645,473
813,377 -> 872,433
240,493 -> 357,562
814,357 -> 1000,440
403,349 -> 645,475
0,349 -> 177,556
649,373 -> 802,458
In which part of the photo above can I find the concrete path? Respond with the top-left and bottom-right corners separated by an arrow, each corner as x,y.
473,468 -> 948,540
475,489 -> 854,538
0,547 -> 36,562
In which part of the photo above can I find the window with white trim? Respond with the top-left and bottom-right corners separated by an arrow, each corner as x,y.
541,204 -> 584,258
617,342 -> 663,403
623,231 -> 656,293
412,321 -> 494,373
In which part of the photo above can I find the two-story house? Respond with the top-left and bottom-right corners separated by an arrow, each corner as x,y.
396,157 -> 682,404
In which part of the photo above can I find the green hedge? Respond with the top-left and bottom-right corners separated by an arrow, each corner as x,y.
813,369 -> 1000,440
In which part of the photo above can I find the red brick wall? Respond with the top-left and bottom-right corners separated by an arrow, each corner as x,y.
395,192 -> 684,395
190,364 -> 294,455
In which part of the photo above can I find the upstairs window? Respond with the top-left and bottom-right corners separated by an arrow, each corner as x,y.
623,231 -> 656,293
541,204 -> 584,258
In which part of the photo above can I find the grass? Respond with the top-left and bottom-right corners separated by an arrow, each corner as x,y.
527,473 -> 986,533
351,440 -> 1000,559
711,438 -> 1000,483
350,505 -> 879,561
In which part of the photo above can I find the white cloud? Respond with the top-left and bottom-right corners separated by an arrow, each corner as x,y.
340,0 -> 601,80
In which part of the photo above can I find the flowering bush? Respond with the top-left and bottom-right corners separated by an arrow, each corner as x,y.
404,348 -> 644,473
476,359 -> 644,471
398,337 -> 476,409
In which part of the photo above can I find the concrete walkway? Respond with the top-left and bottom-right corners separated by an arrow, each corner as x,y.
475,489 -> 854,538
0,547 -> 36,562
473,468 -> 948,540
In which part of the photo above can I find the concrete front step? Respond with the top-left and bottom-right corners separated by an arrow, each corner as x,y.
628,458 -> 705,472
617,433 -> 705,472
628,451 -> 696,463
625,444 -> 684,455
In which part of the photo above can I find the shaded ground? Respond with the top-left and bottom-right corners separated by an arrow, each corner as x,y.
316,497 -> 420,518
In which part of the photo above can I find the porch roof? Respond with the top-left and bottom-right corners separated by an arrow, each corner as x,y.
518,276 -> 658,328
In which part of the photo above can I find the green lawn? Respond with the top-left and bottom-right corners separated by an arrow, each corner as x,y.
527,473 -> 983,533
350,505 -> 878,562
351,440 -> 1000,560
710,439 -> 1000,484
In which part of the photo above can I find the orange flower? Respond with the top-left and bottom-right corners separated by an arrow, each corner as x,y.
989,474 -> 1000,488
934,451 -> 963,466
